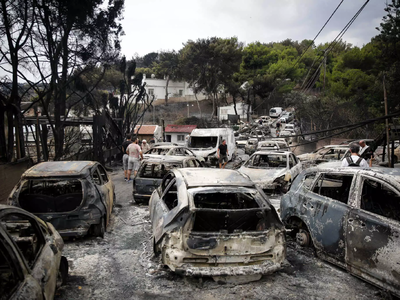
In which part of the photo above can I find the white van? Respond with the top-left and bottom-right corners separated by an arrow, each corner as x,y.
188,128 -> 236,166
269,107 -> 283,118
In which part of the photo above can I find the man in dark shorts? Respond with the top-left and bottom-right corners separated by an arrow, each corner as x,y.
218,139 -> 229,169
122,134 -> 132,180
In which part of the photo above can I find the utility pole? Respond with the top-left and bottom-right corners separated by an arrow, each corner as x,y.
323,55 -> 327,92
383,74 -> 391,167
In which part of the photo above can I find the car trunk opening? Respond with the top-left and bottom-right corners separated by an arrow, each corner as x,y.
18,179 -> 83,213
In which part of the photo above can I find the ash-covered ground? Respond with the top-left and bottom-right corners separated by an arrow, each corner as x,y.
55,160 -> 387,300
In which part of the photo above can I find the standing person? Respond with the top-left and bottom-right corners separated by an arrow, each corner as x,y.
218,139 -> 229,169
359,140 -> 374,167
141,139 -> 150,153
276,121 -> 281,137
341,143 -> 369,168
126,138 -> 143,182
122,134 -> 132,181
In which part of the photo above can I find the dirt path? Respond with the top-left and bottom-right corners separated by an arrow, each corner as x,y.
55,166 -> 385,300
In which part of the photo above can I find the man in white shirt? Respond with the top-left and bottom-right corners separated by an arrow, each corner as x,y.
341,143 -> 369,168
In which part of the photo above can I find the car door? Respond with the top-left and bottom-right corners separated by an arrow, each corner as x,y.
346,175 -> 400,292
151,174 -> 178,243
91,168 -> 109,224
97,164 -> 114,219
303,172 -> 355,265
0,210 -> 59,300
289,154 -> 301,179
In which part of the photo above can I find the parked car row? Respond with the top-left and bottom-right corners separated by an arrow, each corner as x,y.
3,125 -> 399,298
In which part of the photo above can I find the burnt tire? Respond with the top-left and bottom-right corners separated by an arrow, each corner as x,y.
56,256 -> 69,288
296,228 -> 311,247
93,217 -> 105,238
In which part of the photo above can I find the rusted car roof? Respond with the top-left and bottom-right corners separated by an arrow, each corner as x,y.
177,168 -> 255,188
22,161 -> 96,178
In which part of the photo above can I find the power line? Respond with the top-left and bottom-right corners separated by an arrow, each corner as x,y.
301,0 -> 370,92
286,109 -> 400,148
291,0 -> 345,70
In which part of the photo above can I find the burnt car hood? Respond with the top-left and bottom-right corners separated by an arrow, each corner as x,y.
239,166 -> 287,184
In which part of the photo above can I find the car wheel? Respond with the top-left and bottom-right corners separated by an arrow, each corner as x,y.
93,217 -> 105,238
296,228 -> 312,247
56,256 -> 69,288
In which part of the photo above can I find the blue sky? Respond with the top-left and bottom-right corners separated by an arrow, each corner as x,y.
120,0 -> 388,58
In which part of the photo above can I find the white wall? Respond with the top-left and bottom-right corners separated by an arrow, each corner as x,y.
144,78 -> 206,102
165,132 -> 189,145
218,103 -> 250,121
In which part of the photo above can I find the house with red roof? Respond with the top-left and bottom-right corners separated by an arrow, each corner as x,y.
134,125 -> 163,143
164,125 -> 197,145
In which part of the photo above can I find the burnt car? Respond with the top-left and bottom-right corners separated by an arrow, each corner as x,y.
0,205 -> 68,299
281,167 -> 400,297
238,151 -> 302,196
8,161 -> 115,238
149,168 -> 286,281
133,156 -> 205,204
144,145 -> 205,164
244,138 -> 258,155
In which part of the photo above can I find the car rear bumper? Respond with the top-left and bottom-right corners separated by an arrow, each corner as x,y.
175,259 -> 283,277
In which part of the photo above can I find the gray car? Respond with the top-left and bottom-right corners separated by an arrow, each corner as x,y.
8,161 -> 115,238
280,167 -> 400,297
149,168 -> 286,281
133,156 -> 204,204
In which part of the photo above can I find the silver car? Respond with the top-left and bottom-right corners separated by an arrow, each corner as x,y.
149,169 -> 286,281
238,151 -> 302,195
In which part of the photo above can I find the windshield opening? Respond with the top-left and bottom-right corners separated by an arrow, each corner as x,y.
189,136 -> 218,148
18,179 -> 83,213
246,154 -> 288,168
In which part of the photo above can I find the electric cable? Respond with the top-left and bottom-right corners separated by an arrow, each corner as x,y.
301,0 -> 370,92
291,0 -> 345,70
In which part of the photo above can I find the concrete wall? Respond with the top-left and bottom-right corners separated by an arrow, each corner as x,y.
218,103 -> 250,121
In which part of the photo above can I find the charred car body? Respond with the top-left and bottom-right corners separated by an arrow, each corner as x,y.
133,156 -> 205,204
8,161 -> 115,238
238,151 -> 302,196
281,167 -> 400,297
149,168 -> 286,280
0,205 -> 68,299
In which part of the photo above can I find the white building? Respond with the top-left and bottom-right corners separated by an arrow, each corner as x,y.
164,125 -> 197,145
143,77 -> 207,102
218,102 -> 251,122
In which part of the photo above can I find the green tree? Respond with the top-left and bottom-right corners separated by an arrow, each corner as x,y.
180,37 -> 243,117
153,50 -> 181,106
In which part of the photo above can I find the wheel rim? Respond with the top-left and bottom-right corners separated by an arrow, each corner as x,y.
296,229 -> 310,247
